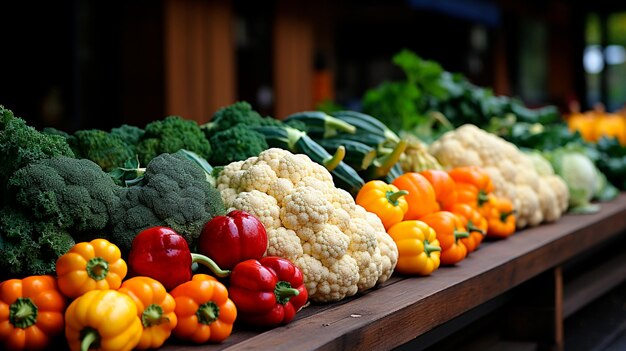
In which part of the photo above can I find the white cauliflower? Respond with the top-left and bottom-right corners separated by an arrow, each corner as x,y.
217,148 -> 398,303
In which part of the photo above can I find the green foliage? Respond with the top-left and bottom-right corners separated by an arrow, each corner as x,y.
136,116 -> 211,165
208,124 -> 269,166
67,129 -> 135,171
110,151 -> 227,253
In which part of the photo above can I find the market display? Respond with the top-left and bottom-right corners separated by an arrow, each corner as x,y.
1,49 -> 625,350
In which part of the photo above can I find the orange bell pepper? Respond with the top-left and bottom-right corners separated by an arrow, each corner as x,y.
387,220 -> 441,276
484,196 -> 516,239
449,203 -> 487,253
392,172 -> 438,220
0,275 -> 66,351
170,274 -> 236,344
455,183 -> 491,213
420,169 -> 457,211
118,277 -> 177,350
447,166 -> 494,194
56,238 -> 127,299
356,180 -> 409,229
419,211 -> 469,266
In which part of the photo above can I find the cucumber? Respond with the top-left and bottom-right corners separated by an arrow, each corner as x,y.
331,110 -> 400,144
284,111 -> 356,139
317,138 -> 377,171
252,126 -> 365,195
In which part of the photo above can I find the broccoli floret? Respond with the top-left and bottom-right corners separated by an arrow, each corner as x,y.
110,124 -> 145,147
110,151 -> 226,253
0,106 -> 74,204
67,129 -> 135,171
42,127 -> 71,139
203,101 -> 283,139
208,124 -> 269,166
0,207 -> 75,277
136,116 -> 211,165
8,156 -> 121,235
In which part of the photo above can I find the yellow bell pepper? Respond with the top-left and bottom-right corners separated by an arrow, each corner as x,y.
387,220 -> 441,276
356,180 -> 409,229
118,277 -> 177,350
56,239 -> 127,299
64,289 -> 142,351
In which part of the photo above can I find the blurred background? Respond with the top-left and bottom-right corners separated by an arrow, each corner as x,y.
0,0 -> 624,131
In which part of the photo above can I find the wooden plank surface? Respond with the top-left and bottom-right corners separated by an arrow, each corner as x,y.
162,194 -> 626,351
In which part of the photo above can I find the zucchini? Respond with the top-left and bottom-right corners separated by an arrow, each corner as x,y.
284,111 -> 356,139
331,110 -> 400,144
317,138 -> 377,171
332,132 -> 388,150
361,139 -> 408,181
252,126 -> 365,195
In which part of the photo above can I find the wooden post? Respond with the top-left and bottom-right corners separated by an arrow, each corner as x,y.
163,0 -> 235,123
273,0 -> 313,119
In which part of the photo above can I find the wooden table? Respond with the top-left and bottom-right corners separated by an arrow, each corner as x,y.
163,193 -> 626,351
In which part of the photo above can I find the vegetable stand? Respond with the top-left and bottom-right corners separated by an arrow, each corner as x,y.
159,193 -> 626,351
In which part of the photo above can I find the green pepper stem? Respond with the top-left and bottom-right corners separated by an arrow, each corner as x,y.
197,301 -> 219,325
423,240 -> 442,257
86,257 -> 109,281
323,145 -> 346,171
80,328 -> 100,351
386,190 -> 409,207
275,281 -> 299,305
467,220 -> 486,236
454,230 -> 470,241
191,253 -> 230,278
478,191 -> 490,207
9,298 -> 38,329
142,304 -> 169,328
500,211 -> 514,222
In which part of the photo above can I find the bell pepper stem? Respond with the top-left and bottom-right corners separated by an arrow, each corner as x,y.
386,190 -> 409,206
191,253 -> 230,278
275,281 -> 300,305
500,211 -> 514,222
9,298 -> 38,329
86,257 -> 109,281
80,328 -> 100,351
467,220 -> 486,236
142,304 -> 169,327
478,191 -> 489,206
423,240 -> 442,257
197,301 -> 219,325
454,230 -> 470,241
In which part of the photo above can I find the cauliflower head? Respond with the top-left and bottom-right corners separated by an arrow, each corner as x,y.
217,148 -> 398,303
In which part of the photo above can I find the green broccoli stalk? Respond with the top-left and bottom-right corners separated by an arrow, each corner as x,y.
208,125 -> 269,166
67,129 -> 136,172
110,151 -> 227,253
0,106 -> 74,205
136,116 -> 211,165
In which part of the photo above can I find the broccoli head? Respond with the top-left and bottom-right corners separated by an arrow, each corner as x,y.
7,156 -> 121,235
208,124 -> 269,166
0,207 -> 75,277
203,101 -> 283,138
0,105 -> 74,204
110,151 -> 226,253
136,116 -> 211,165
67,129 -> 136,171
110,124 -> 145,148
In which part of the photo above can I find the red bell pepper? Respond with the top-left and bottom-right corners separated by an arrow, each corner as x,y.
229,257 -> 308,327
128,226 -> 230,291
198,210 -> 268,270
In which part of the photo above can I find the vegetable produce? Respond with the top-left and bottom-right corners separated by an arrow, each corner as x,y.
355,180 -> 409,230
118,276 -> 177,350
202,101 -> 284,137
387,220 -> 441,276
128,226 -> 229,291
448,203 -> 486,253
283,111 -> 357,138
419,211 -> 469,266
482,196 -> 516,239
136,116 -> 211,166
110,124 -> 145,147
64,289 -> 142,351
330,110 -> 400,147
198,210 -> 268,270
207,124 -> 269,166
392,173 -> 438,220
56,238 -> 128,299
429,124 -> 569,228
65,129 -> 135,172
317,138 -> 377,171
420,169 -> 458,211
170,274 -> 237,343
217,148 -> 398,303
229,257 -> 308,327
399,133 -> 443,173
567,106 -> 626,145
110,151 -> 227,253
0,275 -> 66,351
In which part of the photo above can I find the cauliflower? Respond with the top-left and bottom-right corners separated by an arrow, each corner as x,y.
217,148 -> 398,303
429,124 -> 570,228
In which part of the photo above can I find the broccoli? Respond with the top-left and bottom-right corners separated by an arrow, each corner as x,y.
42,127 -> 71,138
67,129 -> 136,171
1,156 -> 121,276
110,151 -> 226,253
203,101 -> 283,139
208,124 -> 269,166
0,105 -> 74,204
110,124 -> 145,148
136,116 -> 211,166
